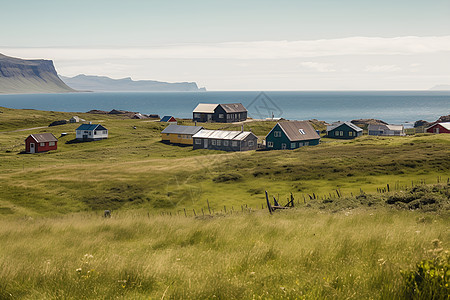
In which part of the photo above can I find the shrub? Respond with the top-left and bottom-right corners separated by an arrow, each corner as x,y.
213,173 -> 242,183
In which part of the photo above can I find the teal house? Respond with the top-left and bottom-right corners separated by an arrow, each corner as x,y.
265,121 -> 320,150
326,122 -> 363,139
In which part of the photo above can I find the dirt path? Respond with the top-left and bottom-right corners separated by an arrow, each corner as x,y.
0,126 -> 48,134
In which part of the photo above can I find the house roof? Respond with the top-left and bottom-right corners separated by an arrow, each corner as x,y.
219,103 -> 247,113
193,103 -> 219,113
28,133 -> 58,143
386,125 -> 404,131
76,124 -> 107,131
327,122 -> 363,132
276,121 -> 320,141
368,124 -> 388,131
160,116 -> 176,122
192,129 -> 255,141
161,124 -> 203,135
426,122 -> 450,130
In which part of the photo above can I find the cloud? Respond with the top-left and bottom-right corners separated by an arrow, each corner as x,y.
3,35 -> 450,61
364,65 -> 401,72
300,62 -> 336,72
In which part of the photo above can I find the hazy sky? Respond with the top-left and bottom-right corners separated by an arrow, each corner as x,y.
2,0 -> 450,90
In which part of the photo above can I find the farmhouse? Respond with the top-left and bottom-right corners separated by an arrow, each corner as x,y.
76,124 -> 108,141
426,122 -> 450,134
161,124 -> 203,145
192,129 -> 257,151
265,121 -> 320,150
25,133 -> 58,153
327,122 -> 363,139
160,116 -> 177,123
192,103 -> 247,123
368,124 -> 405,136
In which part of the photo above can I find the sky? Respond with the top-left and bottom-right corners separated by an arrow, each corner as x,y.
1,0 -> 450,90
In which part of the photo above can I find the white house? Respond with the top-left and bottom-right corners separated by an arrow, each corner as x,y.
368,124 -> 405,136
76,124 -> 108,141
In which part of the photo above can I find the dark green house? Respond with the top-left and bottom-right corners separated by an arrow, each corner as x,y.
265,121 -> 320,150
326,122 -> 363,139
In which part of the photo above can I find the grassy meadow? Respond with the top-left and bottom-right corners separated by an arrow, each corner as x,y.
0,106 -> 449,298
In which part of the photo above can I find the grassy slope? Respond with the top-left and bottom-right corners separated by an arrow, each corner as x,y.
0,106 -> 449,216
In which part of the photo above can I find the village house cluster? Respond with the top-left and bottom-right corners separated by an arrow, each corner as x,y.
24,103 -> 450,153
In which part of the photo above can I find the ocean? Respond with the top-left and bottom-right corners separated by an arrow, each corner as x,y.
0,91 -> 449,124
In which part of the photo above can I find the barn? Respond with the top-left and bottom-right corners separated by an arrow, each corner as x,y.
192,129 -> 257,151
426,122 -> 450,134
25,133 -> 58,153
76,124 -> 108,141
161,124 -> 204,145
265,121 -> 320,150
368,124 -> 405,136
327,122 -> 363,139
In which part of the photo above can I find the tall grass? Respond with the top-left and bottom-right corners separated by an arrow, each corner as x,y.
0,208 -> 448,299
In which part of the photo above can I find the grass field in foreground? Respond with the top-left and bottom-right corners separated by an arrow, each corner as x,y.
0,207 -> 448,299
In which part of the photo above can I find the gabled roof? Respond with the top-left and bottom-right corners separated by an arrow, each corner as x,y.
76,124 -> 107,131
193,103 -> 218,113
327,122 -> 363,132
274,121 -> 320,141
28,133 -> 58,143
192,129 -> 256,141
426,122 -> 450,130
386,125 -> 404,131
368,124 -> 388,131
161,124 -> 203,135
160,116 -> 176,122
219,103 -> 247,113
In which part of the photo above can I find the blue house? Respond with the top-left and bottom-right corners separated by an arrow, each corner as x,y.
265,121 -> 320,150
327,122 -> 362,139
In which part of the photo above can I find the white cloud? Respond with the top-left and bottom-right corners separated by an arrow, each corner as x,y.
300,62 -> 336,72
364,65 -> 401,72
3,35 -> 450,61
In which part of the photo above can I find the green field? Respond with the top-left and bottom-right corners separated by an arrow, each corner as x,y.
0,106 -> 449,298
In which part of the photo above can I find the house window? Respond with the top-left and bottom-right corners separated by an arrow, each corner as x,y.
305,141 -> 309,146
103,130 -> 107,134
84,131 -> 89,134
267,141 -> 273,147
212,140 -> 217,145
248,140 -> 254,147
40,142 -> 45,147
217,140 -> 221,146
274,131 -> 281,137
77,130 -> 81,135
194,113 -> 200,118
166,133 -> 170,136
349,131 -> 353,137
89,132 -> 92,135
178,134 -> 181,138
281,143 -> 287,149
94,131 -> 97,135
298,129 -> 305,134
291,143 -> 296,148
299,142 -> 303,147
49,142 -> 55,146
195,139 -> 201,144
219,114 -> 224,119
232,141 -> 238,147
224,140 -> 229,146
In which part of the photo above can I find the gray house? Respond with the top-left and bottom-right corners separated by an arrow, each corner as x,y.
327,122 -> 363,139
192,129 -> 257,151
368,124 -> 405,136
192,103 -> 247,123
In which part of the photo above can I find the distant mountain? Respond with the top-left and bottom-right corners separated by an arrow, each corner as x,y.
60,74 -> 206,92
0,53 -> 75,94
429,84 -> 450,91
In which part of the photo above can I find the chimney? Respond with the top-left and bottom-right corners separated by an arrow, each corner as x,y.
89,121 -> 92,125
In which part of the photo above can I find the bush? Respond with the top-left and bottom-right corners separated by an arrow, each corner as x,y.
401,249 -> 449,299
213,173 -> 242,183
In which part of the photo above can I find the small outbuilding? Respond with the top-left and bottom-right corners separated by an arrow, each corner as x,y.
265,120 -> 320,150
76,124 -> 108,141
327,122 -> 363,139
69,116 -> 80,123
426,122 -> 450,134
160,116 -> 177,123
368,124 -> 405,136
161,124 -> 204,145
25,133 -> 58,153
192,129 -> 257,151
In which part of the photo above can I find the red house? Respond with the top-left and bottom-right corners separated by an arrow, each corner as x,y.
426,122 -> 450,134
25,133 -> 58,153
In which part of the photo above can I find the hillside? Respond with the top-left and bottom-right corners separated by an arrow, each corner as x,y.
0,53 -> 75,94
60,74 -> 206,92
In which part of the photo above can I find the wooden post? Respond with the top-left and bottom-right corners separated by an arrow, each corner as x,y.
224,205 -> 226,213
207,199 -> 211,215
184,208 -> 187,217
193,209 -> 197,217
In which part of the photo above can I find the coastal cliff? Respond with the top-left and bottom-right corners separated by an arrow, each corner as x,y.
0,53 -> 75,94
60,74 -> 206,92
